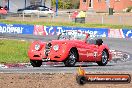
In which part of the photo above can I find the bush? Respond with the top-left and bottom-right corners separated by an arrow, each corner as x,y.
51,0 -> 80,9
73,1 -> 80,9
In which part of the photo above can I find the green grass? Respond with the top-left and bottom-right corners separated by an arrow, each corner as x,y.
0,20 -> 132,29
0,39 -> 30,64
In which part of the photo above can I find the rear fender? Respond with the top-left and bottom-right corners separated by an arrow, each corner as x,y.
98,45 -> 111,61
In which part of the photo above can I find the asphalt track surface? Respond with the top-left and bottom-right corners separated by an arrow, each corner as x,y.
0,33 -> 132,73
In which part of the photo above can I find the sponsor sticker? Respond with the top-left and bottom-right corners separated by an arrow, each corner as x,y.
0,23 -> 34,34
34,25 -> 46,36
45,26 -> 108,37
122,29 -> 132,38
108,29 -> 124,38
76,67 -> 131,85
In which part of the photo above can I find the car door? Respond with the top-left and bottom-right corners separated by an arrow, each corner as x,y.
77,42 -> 97,62
85,38 -> 99,61
77,41 -> 89,61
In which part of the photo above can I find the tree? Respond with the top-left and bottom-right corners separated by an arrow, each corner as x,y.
51,0 -> 80,9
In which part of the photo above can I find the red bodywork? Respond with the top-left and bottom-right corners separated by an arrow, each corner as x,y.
28,34 -> 112,63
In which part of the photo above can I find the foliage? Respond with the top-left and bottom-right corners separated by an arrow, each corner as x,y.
73,1 -> 80,9
51,0 -> 80,9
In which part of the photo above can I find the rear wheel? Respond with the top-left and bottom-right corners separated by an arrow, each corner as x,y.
64,49 -> 77,67
97,50 -> 108,66
30,60 -> 42,67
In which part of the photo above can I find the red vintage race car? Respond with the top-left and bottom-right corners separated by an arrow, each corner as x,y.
28,31 -> 112,67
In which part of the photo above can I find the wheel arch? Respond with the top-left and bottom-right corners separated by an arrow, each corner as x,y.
99,45 -> 110,60
97,48 -> 109,66
103,48 -> 109,59
70,47 -> 79,61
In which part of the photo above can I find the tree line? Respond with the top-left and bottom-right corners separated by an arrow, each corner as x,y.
51,0 -> 80,9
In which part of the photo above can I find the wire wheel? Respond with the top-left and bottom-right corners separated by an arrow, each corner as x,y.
97,50 -> 108,66
64,49 -> 77,67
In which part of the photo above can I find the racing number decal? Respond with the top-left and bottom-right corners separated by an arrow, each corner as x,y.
93,52 -> 98,57
86,52 -> 98,57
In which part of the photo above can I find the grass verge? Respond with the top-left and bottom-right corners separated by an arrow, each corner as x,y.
0,20 -> 132,29
0,39 -> 30,64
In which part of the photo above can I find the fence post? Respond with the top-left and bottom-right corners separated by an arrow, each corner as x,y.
101,16 -> 104,24
22,11 -> 24,21
119,16 -> 122,25
37,11 -> 40,19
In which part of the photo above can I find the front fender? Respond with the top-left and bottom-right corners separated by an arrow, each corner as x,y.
28,40 -> 47,60
48,42 -> 76,61
65,43 -> 76,53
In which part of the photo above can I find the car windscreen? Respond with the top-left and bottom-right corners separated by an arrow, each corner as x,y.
25,5 -> 37,10
58,31 -> 86,41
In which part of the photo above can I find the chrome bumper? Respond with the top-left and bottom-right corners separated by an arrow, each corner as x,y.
42,58 -> 50,61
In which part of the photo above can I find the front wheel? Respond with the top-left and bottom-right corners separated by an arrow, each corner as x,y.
64,49 -> 77,67
30,60 -> 42,67
97,50 -> 108,66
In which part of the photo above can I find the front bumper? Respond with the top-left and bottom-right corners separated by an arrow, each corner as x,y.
42,58 -> 50,61
28,50 -> 46,60
47,49 -> 69,61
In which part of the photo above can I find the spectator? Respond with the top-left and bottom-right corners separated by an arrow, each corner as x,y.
77,11 -> 86,18
71,11 -> 78,22
0,7 -> 7,15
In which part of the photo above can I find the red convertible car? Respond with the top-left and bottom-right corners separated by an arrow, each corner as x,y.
28,31 -> 112,67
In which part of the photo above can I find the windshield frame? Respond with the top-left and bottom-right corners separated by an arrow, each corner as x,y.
58,31 -> 88,41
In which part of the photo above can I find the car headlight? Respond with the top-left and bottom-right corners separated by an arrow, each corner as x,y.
35,44 -> 40,51
53,45 -> 59,51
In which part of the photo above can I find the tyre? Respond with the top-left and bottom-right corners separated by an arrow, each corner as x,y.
97,50 -> 108,66
76,75 -> 87,85
30,60 -> 42,67
64,49 -> 77,67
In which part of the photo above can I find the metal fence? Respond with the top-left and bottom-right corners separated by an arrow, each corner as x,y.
85,15 -> 132,25
2,11 -> 132,26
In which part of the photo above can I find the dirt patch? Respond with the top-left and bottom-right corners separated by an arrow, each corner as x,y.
0,73 -> 132,88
